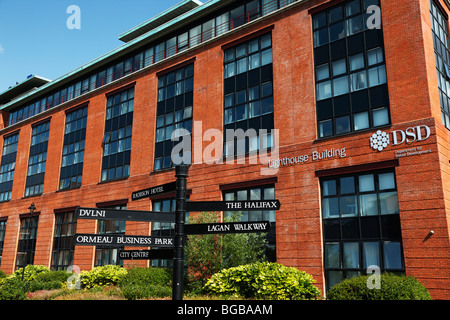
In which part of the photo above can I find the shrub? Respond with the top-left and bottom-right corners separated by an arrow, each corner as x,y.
28,280 -> 63,292
10,265 -> 50,282
119,267 -> 172,300
0,277 -> 28,300
120,284 -> 172,300
327,273 -> 432,300
34,270 -> 71,283
80,265 -> 128,289
27,270 -> 71,292
204,262 -> 321,300
0,270 -> 6,279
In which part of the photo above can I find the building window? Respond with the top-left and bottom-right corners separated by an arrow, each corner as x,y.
430,0 -> 450,130
16,215 -> 39,270
101,87 -> 134,182
51,212 -> 77,270
0,133 -> 19,202
25,121 -> 50,197
151,199 -> 176,267
155,64 -> 194,171
95,204 -> 126,266
0,220 -> 6,266
223,33 -> 274,157
59,106 -> 88,190
321,169 -> 404,290
223,185 -> 276,261
313,0 -> 390,138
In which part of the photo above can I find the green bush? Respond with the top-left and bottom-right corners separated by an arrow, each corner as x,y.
0,270 -> 6,279
204,262 -> 321,300
0,277 -> 28,300
28,280 -> 63,292
10,265 -> 50,282
327,273 -> 432,300
80,265 -> 128,289
119,267 -> 172,300
120,283 -> 172,300
34,270 -> 70,283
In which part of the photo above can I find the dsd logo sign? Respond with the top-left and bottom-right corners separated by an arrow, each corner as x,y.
370,125 -> 431,152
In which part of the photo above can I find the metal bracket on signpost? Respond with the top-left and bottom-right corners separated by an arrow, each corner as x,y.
172,164 -> 189,301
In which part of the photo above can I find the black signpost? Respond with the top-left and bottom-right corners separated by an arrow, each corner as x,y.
73,233 -> 174,247
184,221 -> 271,235
131,181 -> 177,201
75,207 -> 175,222
172,164 -> 189,301
186,200 -> 281,212
72,165 -> 281,301
119,249 -> 174,260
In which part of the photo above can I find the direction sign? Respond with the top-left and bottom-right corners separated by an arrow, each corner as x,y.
75,207 -> 175,222
73,233 -> 174,247
132,181 -> 177,201
185,200 -> 281,212
118,249 -> 174,260
184,221 -> 271,235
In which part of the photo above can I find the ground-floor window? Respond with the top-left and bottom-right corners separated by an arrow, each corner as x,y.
320,169 -> 404,290
95,204 -> 126,267
151,198 -> 190,267
51,211 -> 77,270
223,184 -> 276,261
16,215 -> 39,270
0,219 -> 6,266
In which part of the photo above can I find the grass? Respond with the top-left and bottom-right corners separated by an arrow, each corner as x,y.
24,286 -> 248,300
26,286 -> 126,300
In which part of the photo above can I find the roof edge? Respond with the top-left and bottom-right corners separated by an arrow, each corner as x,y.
118,0 -> 203,43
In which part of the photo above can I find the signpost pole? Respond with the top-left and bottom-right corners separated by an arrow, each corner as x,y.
172,164 -> 189,301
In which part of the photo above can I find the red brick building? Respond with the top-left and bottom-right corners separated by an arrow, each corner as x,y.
0,0 -> 450,298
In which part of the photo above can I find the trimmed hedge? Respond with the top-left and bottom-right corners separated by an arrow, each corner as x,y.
327,273 -> 432,300
204,262 -> 321,300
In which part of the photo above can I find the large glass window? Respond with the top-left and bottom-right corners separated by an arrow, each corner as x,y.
313,0 -> 390,138
223,33 -> 274,157
223,185 -> 276,261
152,198 -> 176,267
16,215 -> 39,270
155,64 -> 194,171
51,212 -> 77,270
321,169 -> 404,290
0,219 -> 6,266
101,87 -> 134,182
25,121 -> 50,197
430,0 -> 450,130
59,106 -> 87,190
0,133 -> 19,202
95,204 -> 126,267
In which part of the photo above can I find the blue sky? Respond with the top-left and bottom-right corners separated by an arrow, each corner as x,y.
0,0 -> 182,93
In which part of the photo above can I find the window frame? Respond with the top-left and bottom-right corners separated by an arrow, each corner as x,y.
223,33 -> 275,157
320,169 -> 405,290
312,0 -> 391,139
101,87 -> 134,182
51,211 -> 77,270
154,63 -> 194,171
